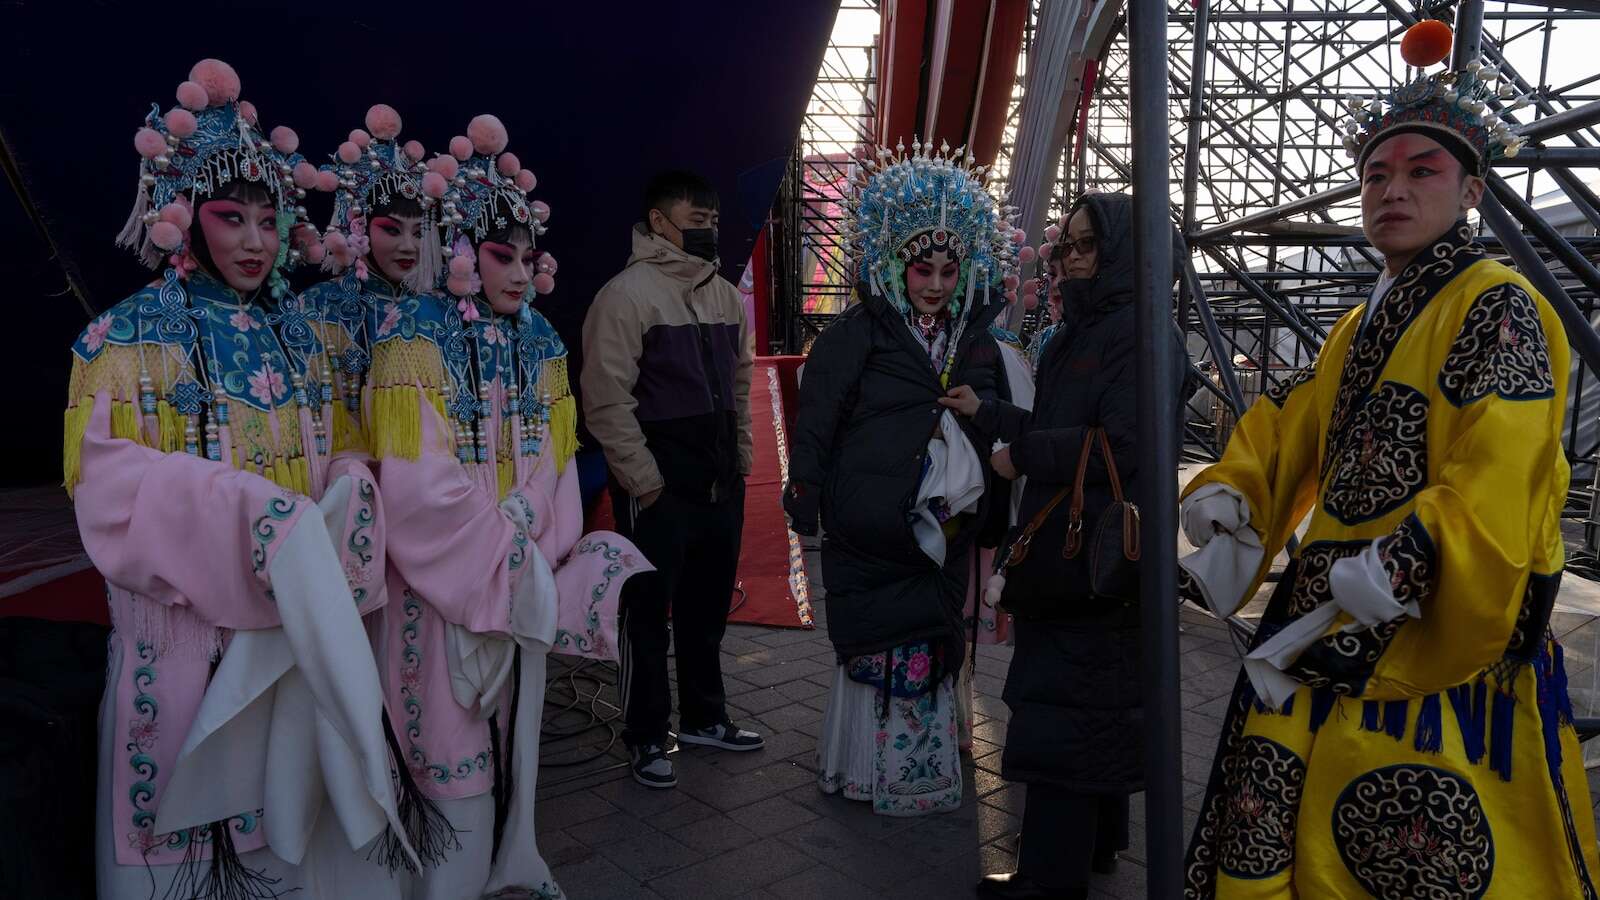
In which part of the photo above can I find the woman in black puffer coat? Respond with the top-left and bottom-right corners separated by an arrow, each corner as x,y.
784,230 -> 1011,817
944,192 -> 1190,898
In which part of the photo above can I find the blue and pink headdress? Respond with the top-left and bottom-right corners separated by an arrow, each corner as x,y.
431,115 -> 557,317
845,137 -> 1028,320
313,104 -> 442,292
116,58 -> 319,299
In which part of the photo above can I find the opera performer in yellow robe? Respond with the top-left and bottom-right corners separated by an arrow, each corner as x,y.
1177,26 -> 1600,900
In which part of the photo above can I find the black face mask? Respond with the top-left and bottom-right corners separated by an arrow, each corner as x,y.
678,226 -> 719,263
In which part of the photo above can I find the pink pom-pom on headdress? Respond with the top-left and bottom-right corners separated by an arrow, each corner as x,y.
134,128 -> 166,159
1011,228 -> 1027,245
449,255 -> 475,278
530,200 -> 550,224
164,108 -> 198,138
537,253 -> 558,274
1018,245 -> 1037,265
1023,292 -> 1039,310
430,155 -> 461,179
293,162 -> 319,189
365,104 -> 402,141
467,115 -> 509,156
449,136 -> 472,161
304,242 -> 326,264
496,152 -> 521,177
150,221 -> 184,251
349,128 -> 371,149
447,274 -> 474,298
237,100 -> 258,125
532,273 -> 555,296
176,81 -> 208,112
158,203 -> 192,231
403,140 -> 424,162
323,231 -> 349,255
337,141 -> 361,164
314,170 -> 339,192
422,172 -> 448,199
188,59 -> 241,106
1043,224 -> 1061,243
1020,277 -> 1039,298
270,126 -> 299,155
292,224 -> 319,250
515,170 -> 537,192
1002,273 -> 1020,290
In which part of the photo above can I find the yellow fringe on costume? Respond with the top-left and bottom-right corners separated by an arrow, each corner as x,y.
330,401 -> 368,456
369,384 -> 449,461
64,343 -> 313,498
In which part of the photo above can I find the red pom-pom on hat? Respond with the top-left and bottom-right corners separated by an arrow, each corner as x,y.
315,170 -> 339,193
532,273 -> 555,295
449,136 -> 472,161
467,115 -> 509,155
337,141 -> 361,164
150,221 -> 184,251
164,108 -> 197,139
135,128 -> 166,159
270,126 -> 299,155
422,172 -> 448,199
515,170 -> 537,192
188,59 -> 241,105
1401,19 -> 1453,68
403,140 -> 425,162
349,128 -> 371,149
293,162 -> 320,189
176,80 -> 208,112
430,155 -> 461,179
365,104 -> 403,141
496,152 -> 520,177
158,203 -> 192,231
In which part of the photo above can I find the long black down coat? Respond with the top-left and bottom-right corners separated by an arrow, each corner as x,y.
789,287 -> 1009,663
972,193 -> 1189,793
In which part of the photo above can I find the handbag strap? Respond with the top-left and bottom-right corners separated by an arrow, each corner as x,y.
1095,428 -> 1127,505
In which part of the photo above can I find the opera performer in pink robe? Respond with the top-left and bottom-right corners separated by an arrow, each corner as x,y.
68,59 -> 414,899
367,115 -> 650,900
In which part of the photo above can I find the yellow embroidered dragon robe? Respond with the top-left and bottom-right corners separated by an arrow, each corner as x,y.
1180,222 -> 1600,899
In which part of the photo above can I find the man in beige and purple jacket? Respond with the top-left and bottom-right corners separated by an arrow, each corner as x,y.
581,171 -> 763,789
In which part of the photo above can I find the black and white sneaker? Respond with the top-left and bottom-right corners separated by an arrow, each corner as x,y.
676,721 -> 765,752
630,744 -> 677,788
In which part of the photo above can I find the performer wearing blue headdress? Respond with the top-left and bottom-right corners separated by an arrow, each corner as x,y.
784,138 -> 1024,816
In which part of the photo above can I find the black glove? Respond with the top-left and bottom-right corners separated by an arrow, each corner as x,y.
782,481 -> 819,536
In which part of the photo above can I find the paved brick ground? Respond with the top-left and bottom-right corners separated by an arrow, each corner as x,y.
535,548 -> 1600,899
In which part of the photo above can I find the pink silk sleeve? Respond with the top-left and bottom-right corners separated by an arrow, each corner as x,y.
72,392 -> 308,630
324,455 -> 387,616
378,388 -> 525,635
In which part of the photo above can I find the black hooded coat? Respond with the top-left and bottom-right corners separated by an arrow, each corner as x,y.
972,192 -> 1189,792
788,280 -> 1011,665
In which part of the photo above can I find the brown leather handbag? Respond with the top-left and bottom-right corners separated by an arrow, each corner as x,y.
992,427 -> 1141,617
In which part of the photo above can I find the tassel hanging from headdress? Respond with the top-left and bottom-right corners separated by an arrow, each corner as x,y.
117,180 -> 152,253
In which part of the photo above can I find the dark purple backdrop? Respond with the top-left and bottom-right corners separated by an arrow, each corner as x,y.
0,1 -> 836,486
